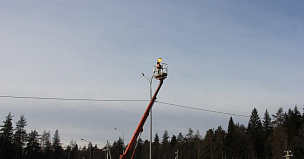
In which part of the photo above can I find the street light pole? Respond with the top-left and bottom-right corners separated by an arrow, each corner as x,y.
140,73 -> 153,159
81,138 -> 92,159
114,127 -> 125,154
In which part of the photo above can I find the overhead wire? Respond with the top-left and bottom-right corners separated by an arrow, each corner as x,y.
155,101 -> 250,118
0,95 -> 148,102
0,95 -> 249,117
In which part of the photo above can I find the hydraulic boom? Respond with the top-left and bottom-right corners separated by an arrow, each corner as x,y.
120,79 -> 164,159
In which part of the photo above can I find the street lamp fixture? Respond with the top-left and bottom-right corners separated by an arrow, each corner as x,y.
114,127 -> 125,154
81,138 -> 92,159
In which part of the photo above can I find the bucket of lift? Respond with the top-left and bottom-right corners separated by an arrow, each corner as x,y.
153,58 -> 168,80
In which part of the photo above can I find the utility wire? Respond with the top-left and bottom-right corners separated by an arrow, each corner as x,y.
0,95 -> 249,117
0,95 -> 149,102
156,101 -> 250,118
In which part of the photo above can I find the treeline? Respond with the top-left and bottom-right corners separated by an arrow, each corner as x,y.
0,113 -> 64,159
1,106 -> 304,159
112,106 -> 304,159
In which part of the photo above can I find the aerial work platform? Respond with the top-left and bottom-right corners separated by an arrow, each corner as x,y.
153,58 -> 168,80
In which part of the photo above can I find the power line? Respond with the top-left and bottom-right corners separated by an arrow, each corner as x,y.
156,101 -> 250,118
0,95 -> 249,117
0,95 -> 149,102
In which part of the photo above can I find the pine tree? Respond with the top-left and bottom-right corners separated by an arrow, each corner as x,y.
14,115 -> 27,159
176,132 -> 184,159
272,107 -> 284,127
0,112 -> 14,159
170,135 -> 176,149
201,129 -> 214,159
68,139 -> 78,159
263,109 -> 273,159
194,130 -> 202,159
184,128 -> 195,159
161,130 -> 170,159
235,123 -> 247,159
152,133 -> 160,159
170,135 -> 177,158
141,139 -> 149,159
297,124 -> 304,158
213,126 -> 225,159
112,137 -> 125,159
26,130 -> 41,159
271,107 -> 286,159
133,137 -> 143,159
52,129 -> 62,159
263,110 -> 272,135
247,108 -> 264,159
285,106 -> 302,157
41,130 -> 52,159
224,117 -> 237,158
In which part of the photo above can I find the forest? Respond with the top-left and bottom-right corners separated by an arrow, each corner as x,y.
1,106 -> 304,159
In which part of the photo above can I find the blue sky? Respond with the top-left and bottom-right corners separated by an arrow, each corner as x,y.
1,1 -> 303,148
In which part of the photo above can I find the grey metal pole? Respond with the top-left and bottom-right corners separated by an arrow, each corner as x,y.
140,73 -> 153,159
149,78 -> 152,159
90,142 -> 92,159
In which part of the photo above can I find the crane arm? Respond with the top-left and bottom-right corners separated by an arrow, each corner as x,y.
120,80 -> 164,159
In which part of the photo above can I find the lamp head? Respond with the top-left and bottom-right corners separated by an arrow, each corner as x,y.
140,73 -> 145,77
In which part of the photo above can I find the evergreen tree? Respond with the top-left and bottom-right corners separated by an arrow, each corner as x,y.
68,139 -> 78,159
185,128 -> 195,159
52,129 -> 62,159
177,132 -> 184,144
0,112 -> 14,159
247,108 -> 264,159
41,130 -> 52,159
141,139 -> 149,159
194,130 -> 202,159
263,110 -> 272,135
152,133 -> 160,159
271,107 -> 286,159
213,126 -> 225,159
298,106 -> 304,158
112,137 -> 125,159
297,124 -> 304,158
235,124 -> 247,159
263,109 -> 273,159
161,130 -> 170,159
26,130 -> 41,159
170,135 -> 177,158
133,137 -> 143,159
272,107 -> 284,127
117,137 -> 124,158
285,106 -> 302,157
176,132 -> 185,159
170,135 -> 176,150
174,132 -> 185,159
201,129 -> 214,159
186,128 -> 194,141
224,117 -> 237,158
13,115 -> 27,159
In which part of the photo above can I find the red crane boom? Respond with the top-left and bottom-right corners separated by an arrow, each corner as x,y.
120,79 -> 164,159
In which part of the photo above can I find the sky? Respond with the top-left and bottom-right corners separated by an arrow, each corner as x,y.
1,0 -> 303,148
